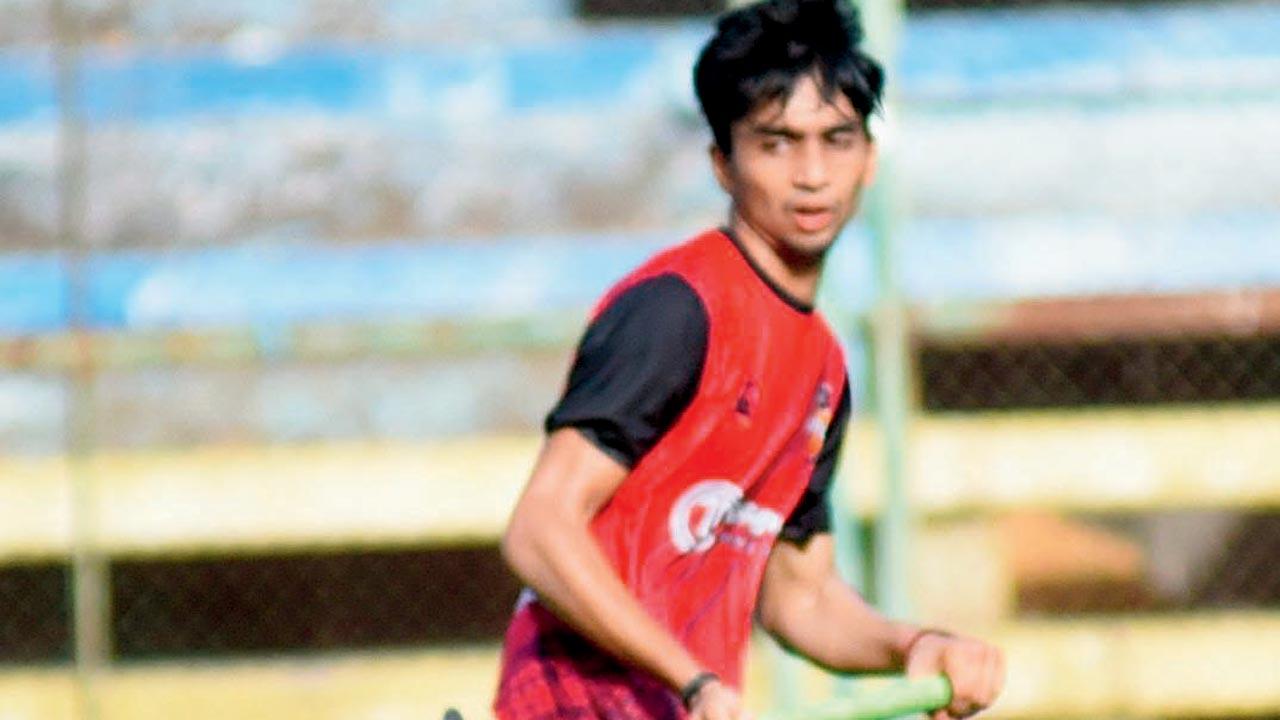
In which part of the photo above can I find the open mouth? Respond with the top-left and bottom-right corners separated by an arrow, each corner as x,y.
792,206 -> 834,233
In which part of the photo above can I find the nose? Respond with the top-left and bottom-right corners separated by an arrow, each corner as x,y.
792,141 -> 828,191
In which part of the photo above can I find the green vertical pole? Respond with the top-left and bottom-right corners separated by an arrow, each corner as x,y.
849,0 -> 913,620
867,173 -> 913,620
54,2 -> 107,719
829,472 -> 865,700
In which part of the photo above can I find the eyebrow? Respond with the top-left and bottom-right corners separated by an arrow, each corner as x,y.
751,125 -> 802,140
750,119 -> 864,138
824,120 -> 863,135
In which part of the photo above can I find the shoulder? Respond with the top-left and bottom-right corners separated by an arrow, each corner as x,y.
597,273 -> 708,334
581,274 -> 710,374
811,310 -> 849,366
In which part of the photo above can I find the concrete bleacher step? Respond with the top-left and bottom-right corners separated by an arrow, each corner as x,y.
3,613 -> 1278,720
3,404 -> 1278,560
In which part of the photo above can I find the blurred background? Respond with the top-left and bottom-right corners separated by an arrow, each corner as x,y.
1,0 -> 1279,718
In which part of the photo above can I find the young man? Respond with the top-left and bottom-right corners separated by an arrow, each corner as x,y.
494,1 -> 1005,719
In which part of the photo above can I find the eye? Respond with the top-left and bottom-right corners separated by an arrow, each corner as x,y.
761,136 -> 790,153
827,131 -> 857,148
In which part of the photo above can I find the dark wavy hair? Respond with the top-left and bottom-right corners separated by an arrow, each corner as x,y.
693,0 -> 885,155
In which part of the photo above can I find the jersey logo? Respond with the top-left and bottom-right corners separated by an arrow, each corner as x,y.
805,382 -> 835,458
735,380 -> 760,418
668,480 -> 783,554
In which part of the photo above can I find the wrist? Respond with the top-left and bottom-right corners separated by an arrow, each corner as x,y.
680,671 -> 720,710
899,626 -> 952,665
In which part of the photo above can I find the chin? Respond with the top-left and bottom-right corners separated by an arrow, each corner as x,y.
781,234 -> 836,265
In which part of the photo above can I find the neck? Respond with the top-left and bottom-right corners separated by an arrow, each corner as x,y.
727,213 -> 824,307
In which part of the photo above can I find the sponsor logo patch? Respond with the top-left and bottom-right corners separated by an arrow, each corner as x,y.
668,480 -> 783,554
805,381 -> 835,458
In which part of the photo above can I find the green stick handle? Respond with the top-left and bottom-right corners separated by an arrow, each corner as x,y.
769,675 -> 952,720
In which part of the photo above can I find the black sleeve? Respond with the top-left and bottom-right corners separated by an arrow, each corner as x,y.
779,379 -> 852,545
545,273 -> 709,468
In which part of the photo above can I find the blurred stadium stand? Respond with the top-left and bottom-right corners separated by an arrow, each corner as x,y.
1,3 -> 1278,251
1,0 -> 1279,718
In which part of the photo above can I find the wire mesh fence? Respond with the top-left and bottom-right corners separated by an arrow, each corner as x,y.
1,0 -> 1279,718
110,547 -> 522,659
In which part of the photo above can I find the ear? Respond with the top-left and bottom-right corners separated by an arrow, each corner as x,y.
709,143 -> 733,195
862,137 -> 879,189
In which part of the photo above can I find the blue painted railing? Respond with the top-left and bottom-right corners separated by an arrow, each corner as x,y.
1,3 -> 1277,125
3,214 -> 1278,334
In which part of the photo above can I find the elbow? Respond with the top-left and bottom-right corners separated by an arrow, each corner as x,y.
760,610 -> 790,643
758,578 -> 825,651
501,484 -> 593,589
760,603 -> 805,658
502,496 -> 556,586
501,507 -> 536,583
756,588 -> 793,640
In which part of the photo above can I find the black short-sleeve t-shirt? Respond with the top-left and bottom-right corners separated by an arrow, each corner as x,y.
546,273 -> 851,542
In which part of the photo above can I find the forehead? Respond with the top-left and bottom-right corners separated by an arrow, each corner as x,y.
741,74 -> 859,130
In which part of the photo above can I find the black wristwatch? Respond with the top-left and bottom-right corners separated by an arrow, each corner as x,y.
680,671 -> 720,709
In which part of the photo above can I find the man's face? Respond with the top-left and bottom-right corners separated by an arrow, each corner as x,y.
713,73 -> 877,264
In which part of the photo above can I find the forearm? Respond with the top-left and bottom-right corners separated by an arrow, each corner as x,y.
765,575 -> 919,672
502,495 -> 705,692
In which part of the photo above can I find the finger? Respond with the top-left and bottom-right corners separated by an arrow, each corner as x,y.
970,650 -> 989,708
906,635 -> 943,677
964,646 -> 991,709
950,693 -> 979,720
978,644 -> 1004,708
980,648 -> 1000,707
946,646 -> 983,717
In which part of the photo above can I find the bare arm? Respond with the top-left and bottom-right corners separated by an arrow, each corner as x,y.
759,534 -> 1005,720
502,429 -> 747,718
759,533 -> 917,670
